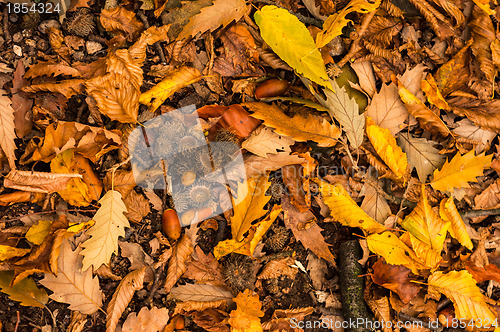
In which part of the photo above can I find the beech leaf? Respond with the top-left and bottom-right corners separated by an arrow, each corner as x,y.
4,169 -> 82,193
439,197 -> 473,250
170,284 -> 234,302
164,234 -> 194,292
0,89 -> 17,169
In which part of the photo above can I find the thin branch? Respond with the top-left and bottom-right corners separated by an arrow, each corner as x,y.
137,11 -> 167,64
459,208 -> 500,218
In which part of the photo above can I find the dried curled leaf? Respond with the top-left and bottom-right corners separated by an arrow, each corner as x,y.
3,170 -> 82,193
242,125 -> 294,158
139,67 -> 202,112
366,117 -> 409,181
439,197 -> 473,250
25,61 -> 82,79
470,5 -> 496,85
164,234 -> 194,292
0,89 -> 18,169
39,239 -> 103,314
228,290 -> 264,332
243,102 -> 340,147
318,180 -> 386,234
106,267 -> 147,332
431,150 -> 492,192
100,7 -> 144,42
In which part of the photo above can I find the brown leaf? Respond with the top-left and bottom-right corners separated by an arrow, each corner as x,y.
0,191 -> 45,206
170,284 -> 233,302
106,49 -> 143,88
371,259 -> 421,304
20,121 -> 121,164
197,104 -> 261,139
183,246 -> 225,287
257,257 -> 298,279
86,72 -> 139,123
106,267 -> 147,332
448,96 -> 500,133
191,308 -> 230,332
434,39 -> 472,96
121,306 -> 170,332
283,196 -> 335,264
103,170 -> 136,198
12,60 -> 33,138
164,234 -> 194,292
48,28 -> 71,63
465,261 -> 500,284
100,7 -> 144,42
22,79 -> 86,99
0,89 -> 18,169
282,164 -> 309,212
128,25 -> 171,66
365,83 -> 408,135
123,190 -> 151,223
119,241 -> 153,271
4,170 -> 82,193
25,61 -> 82,79
174,300 -> 227,316
470,6 -> 496,86
243,152 -> 307,180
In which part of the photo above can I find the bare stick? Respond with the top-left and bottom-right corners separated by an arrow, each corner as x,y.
460,208 -> 500,218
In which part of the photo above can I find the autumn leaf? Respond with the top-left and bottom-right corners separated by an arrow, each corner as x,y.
230,174 -> 271,241
243,102 -> 340,147
430,150 -> 492,192
4,169 -> 82,194
106,49 -> 144,88
427,270 -> 497,328
318,180 -> 386,234
139,66 -> 202,113
228,289 -> 264,332
0,245 -> 31,261
170,284 -> 233,302
80,190 -> 130,271
434,39 -> 472,97
472,0 -> 495,15
315,0 -> 381,48
164,234 -> 194,292
25,61 -> 82,79
366,117 -> 409,181
401,185 -> 449,253
439,197 -> 473,250
365,83 -> 408,136
178,0 -> 247,40
242,125 -> 295,158
25,220 -> 52,245
0,271 -> 48,308
39,238 -> 103,314
397,133 -> 445,183
421,73 -> 449,110
371,259 -> 420,304
106,267 -> 147,332
254,5 -> 331,89
22,79 -> 86,99
360,177 -> 391,223
315,80 -> 365,148
401,232 -> 442,271
100,7 -> 144,41
258,257 -> 298,280
0,89 -> 17,169
121,306 -> 170,332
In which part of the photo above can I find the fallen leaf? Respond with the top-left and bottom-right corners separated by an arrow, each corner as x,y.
242,125 -> 294,158
0,246 -> 31,261
164,234 -> 194,292
452,119 -> 496,153
25,220 -> 53,245
0,89 -> 17,169
39,238 -> 103,314
0,271 -> 48,308
11,60 -> 33,138
257,257 -> 298,279
100,7 -> 144,42
119,241 -> 153,271
421,73 -> 450,110
465,261 -> 500,284
106,267 -> 147,332
371,259 -> 420,304
123,190 -> 150,223
25,61 -> 82,79
439,197 -> 473,250
351,61 -> 377,97
228,289 -> 264,332
183,246 -> 225,287
434,40 -> 472,96
360,179 -> 391,224
22,79 -> 86,99
170,284 -> 233,302
121,306 -> 170,332
4,169 -> 82,193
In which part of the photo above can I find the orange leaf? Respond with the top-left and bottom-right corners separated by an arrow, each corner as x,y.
100,7 -> 144,42
371,259 -> 420,304
228,290 -> 264,332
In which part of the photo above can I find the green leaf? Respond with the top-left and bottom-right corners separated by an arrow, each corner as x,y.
254,5 -> 331,90
0,271 -> 48,308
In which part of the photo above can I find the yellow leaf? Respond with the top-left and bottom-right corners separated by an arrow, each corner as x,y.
0,245 -> 30,261
228,289 -> 264,332
243,102 -> 340,147
366,117 -> 409,181
439,197 -> 473,250
231,174 -> 271,241
421,74 -> 450,110
50,150 -> 92,207
472,0 -> 495,15
366,232 -> 428,274
428,270 -> 497,328
400,232 -> 442,270
315,0 -> 381,48
139,67 -> 202,113
401,185 -> 449,253
431,150 -> 492,192
317,180 -> 386,234
0,271 -> 48,308
249,205 -> 282,254
178,0 -> 247,40
213,239 -> 251,260
80,190 -> 130,271
254,5 -> 331,89
25,220 -> 52,245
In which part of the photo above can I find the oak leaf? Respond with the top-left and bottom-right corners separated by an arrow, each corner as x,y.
0,89 -> 17,169
427,270 -> 496,328
139,67 -> 202,113
80,190 -> 130,271
123,190 -> 150,223
371,259 -> 420,304
366,117 -> 409,181
170,284 -> 234,302
365,83 -> 408,135
121,306 -> 169,332
228,289 -> 264,332
397,133 -> 445,183
242,125 -> 294,158
401,185 -> 449,253
430,150 -> 492,192
39,238 -> 103,314
315,80 -> 365,148
164,234 -> 194,292
0,271 -> 48,308
4,170 -> 82,193
178,0 -> 246,40
183,246 -> 225,287
243,102 -> 340,147
318,180 -> 386,234
254,5 -> 331,89
439,197 -> 473,250
100,7 -> 144,42
106,267 -> 147,332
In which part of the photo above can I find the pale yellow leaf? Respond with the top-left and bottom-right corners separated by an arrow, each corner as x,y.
351,61 -> 376,97
439,197 -> 473,250
80,190 -> 130,271
0,89 -> 17,169
360,181 -> 391,223
4,170 -> 82,193
242,125 -> 295,158
39,238 -> 103,314
106,267 -> 146,332
121,306 -> 169,332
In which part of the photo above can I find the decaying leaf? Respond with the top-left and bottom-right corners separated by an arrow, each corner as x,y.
106,267 -> 147,332
22,79 -> 86,99
170,284 -> 233,302
123,190 -> 150,223
25,61 -> 82,79
39,238 -> 103,314
371,259 -> 420,304
242,125 -> 294,158
244,102 -> 340,147
4,170 -> 82,193
228,289 -> 264,332
100,7 -> 144,41
257,257 -> 298,280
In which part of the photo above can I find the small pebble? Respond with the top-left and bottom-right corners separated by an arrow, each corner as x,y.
12,32 -> 23,43
22,29 -> 33,38
38,19 -> 61,34
73,51 -> 85,61
13,45 -> 23,57
86,41 -> 102,55
37,39 -> 48,51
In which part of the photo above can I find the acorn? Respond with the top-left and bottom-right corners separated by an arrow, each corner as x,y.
438,307 -> 455,327
162,209 -> 181,240
254,78 -> 289,99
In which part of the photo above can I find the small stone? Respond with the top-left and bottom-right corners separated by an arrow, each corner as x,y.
72,51 -> 85,61
12,32 -> 23,43
38,20 -> 61,34
13,45 -> 23,57
37,39 -> 48,51
86,41 -> 102,55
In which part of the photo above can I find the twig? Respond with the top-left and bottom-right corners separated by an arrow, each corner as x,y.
3,7 -> 11,42
13,311 -> 20,332
253,0 -> 323,27
145,265 -> 165,307
437,298 -> 451,311
337,9 -> 377,68
137,11 -> 167,64
256,250 -> 294,263
459,208 -> 500,218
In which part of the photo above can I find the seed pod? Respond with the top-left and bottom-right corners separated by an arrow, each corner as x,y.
162,209 -> 181,240
254,78 -> 289,99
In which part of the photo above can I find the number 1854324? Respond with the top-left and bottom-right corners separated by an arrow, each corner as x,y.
6,1 -> 61,14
